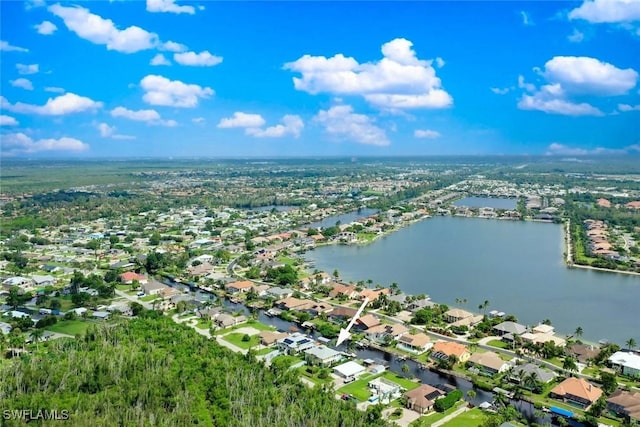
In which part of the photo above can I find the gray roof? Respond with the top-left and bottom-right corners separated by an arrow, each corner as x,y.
512,363 -> 556,383
268,287 -> 294,297
494,321 -> 527,335
304,345 -> 340,360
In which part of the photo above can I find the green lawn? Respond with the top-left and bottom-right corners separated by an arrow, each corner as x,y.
440,408 -> 484,427
46,320 -> 92,336
214,320 -> 276,335
410,401 -> 467,427
337,372 -> 377,401
487,339 -> 509,349
381,372 -> 421,391
140,294 -> 159,302
255,347 -> 276,356
221,332 -> 260,349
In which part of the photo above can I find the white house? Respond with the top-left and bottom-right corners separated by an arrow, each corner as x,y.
608,351 -> 640,377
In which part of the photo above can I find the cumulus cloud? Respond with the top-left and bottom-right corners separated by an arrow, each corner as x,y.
284,38 -> 452,110
96,122 -> 135,140
35,20 -> 57,35
545,142 -> 640,156
45,86 -> 65,93
517,56 -> 637,116
10,78 -> 34,91
217,112 -> 266,128
246,115 -> 304,138
491,87 -> 510,95
160,41 -> 187,52
110,106 -> 176,126
568,28 -> 585,42
140,75 -> 213,108
2,93 -> 102,115
150,53 -> 171,66
1,133 -> 89,155
16,63 -> 39,75
0,115 -> 19,126
314,105 -> 389,146
174,51 -> 223,67
146,0 -> 195,15
49,4 -> 158,53
569,0 -> 640,23
618,103 -> 640,111
414,129 -> 441,139
0,40 -> 28,52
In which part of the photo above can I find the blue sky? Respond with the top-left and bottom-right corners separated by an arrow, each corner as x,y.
1,0 -> 639,158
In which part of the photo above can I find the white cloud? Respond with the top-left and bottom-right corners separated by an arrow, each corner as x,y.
542,56 -> 637,96
10,78 -> 34,91
1,133 -> 89,155
173,51 -> 223,67
96,122 -> 136,140
435,57 -> 445,68
545,142 -> 640,156
35,20 -> 57,35
314,105 -> 389,146
284,38 -> 452,110
16,64 -> 39,75
192,117 -> 205,124
217,112 -> 266,128
490,87 -> 510,95
569,0 -> 640,23
49,4 -> 158,53
110,106 -> 176,126
414,129 -> 441,139
140,75 -> 214,108
521,11 -> 533,26
568,28 -> 585,42
160,41 -> 187,52
618,103 -> 640,111
3,93 -> 102,115
0,115 -> 19,126
246,115 -> 304,138
150,53 -> 171,66
0,40 -> 28,52
45,86 -> 65,93
146,0 -> 195,15
517,56 -> 637,116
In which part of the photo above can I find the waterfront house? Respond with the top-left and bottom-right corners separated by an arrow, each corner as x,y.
510,363 -> 556,384
275,297 -> 313,311
266,287 -> 294,299
298,301 -> 333,317
329,283 -> 358,300
368,377 -> 403,403
467,351 -> 509,375
354,314 -> 381,331
259,331 -> 288,346
142,280 -> 168,296
327,307 -> 358,322
397,333 -> 432,354
493,321 -> 527,337
608,351 -> 640,377
532,324 -> 555,335
404,384 -> 446,414
443,308 -> 473,324
565,344 -> 601,364
215,314 -> 247,328
606,390 -> 640,425
333,360 -> 366,379
304,345 -> 342,367
549,377 -> 603,409
359,287 -> 391,302
277,332 -> 315,355
431,341 -> 470,362
365,323 -> 409,343
225,280 -> 254,294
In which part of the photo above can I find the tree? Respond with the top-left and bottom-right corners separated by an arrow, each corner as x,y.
30,328 -> 44,351
479,300 -> 490,317
574,326 -> 583,340
333,269 -> 340,281
149,232 -> 161,246
599,371 -> 618,395
129,302 -> 144,317
563,355 -> 578,375
626,338 -> 637,350
401,363 -> 410,377
7,287 -> 22,310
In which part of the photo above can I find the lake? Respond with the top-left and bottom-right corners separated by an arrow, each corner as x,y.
453,196 -> 517,210
306,216 -> 640,345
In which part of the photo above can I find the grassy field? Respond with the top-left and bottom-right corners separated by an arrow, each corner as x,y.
440,408 -> 484,427
487,339 -> 509,349
409,401 -> 467,427
381,372 -> 421,391
46,320 -> 92,335
222,332 -> 260,349
337,373 -> 377,401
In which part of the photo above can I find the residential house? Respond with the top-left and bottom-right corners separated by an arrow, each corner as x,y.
142,281 -> 168,296
431,341 -> 471,362
550,377 -> 603,409
493,321 -> 527,337
365,323 -> 409,344
532,324 -> 555,335
606,390 -> 640,425
608,351 -> 640,377
565,344 -> 601,364
404,384 -> 446,414
397,333 -> 432,354
467,351 -> 509,375
368,377 -> 403,403
120,272 -> 148,285
0,322 -> 13,335
187,262 -> 215,277
2,277 -> 34,292
266,287 -> 294,299
443,308 -> 473,324
277,332 -> 315,355
407,298 -> 436,313
31,275 -> 56,287
298,301 -> 333,317
329,283 -> 358,300
333,361 -> 366,379
198,307 -> 223,320
215,314 -> 247,328
359,288 -> 391,301
304,345 -> 342,367
354,314 -> 381,331
275,297 -> 313,311
327,306 -> 358,322
259,331 -> 288,346
510,363 -> 556,384
225,281 -> 255,294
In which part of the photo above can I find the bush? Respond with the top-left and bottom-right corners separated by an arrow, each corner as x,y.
242,334 -> 251,342
434,389 -> 463,412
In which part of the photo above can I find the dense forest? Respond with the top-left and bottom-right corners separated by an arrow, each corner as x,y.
0,313 -> 389,427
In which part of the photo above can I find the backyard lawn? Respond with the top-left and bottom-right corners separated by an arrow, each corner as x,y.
441,408 -> 484,427
337,373 -> 377,401
222,332 -> 260,349
487,340 -> 509,349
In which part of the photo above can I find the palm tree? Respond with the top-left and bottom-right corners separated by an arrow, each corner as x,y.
478,300 -> 490,317
493,391 -> 508,408
31,328 -> 44,351
626,338 -> 637,350
563,356 -> 578,375
574,326 -> 583,340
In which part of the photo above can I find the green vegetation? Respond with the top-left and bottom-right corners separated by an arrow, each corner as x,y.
440,408 -> 484,427
221,332 -> 260,350
0,315 -> 389,427
434,390 -> 463,412
45,319 -> 92,336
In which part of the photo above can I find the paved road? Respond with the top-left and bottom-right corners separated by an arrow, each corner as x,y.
114,289 -> 153,310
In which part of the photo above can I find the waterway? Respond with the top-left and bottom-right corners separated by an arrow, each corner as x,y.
306,216 -> 640,345
453,196 -> 517,210
305,208 -> 379,229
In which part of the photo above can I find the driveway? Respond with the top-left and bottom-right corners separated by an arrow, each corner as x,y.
382,407 -> 420,427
